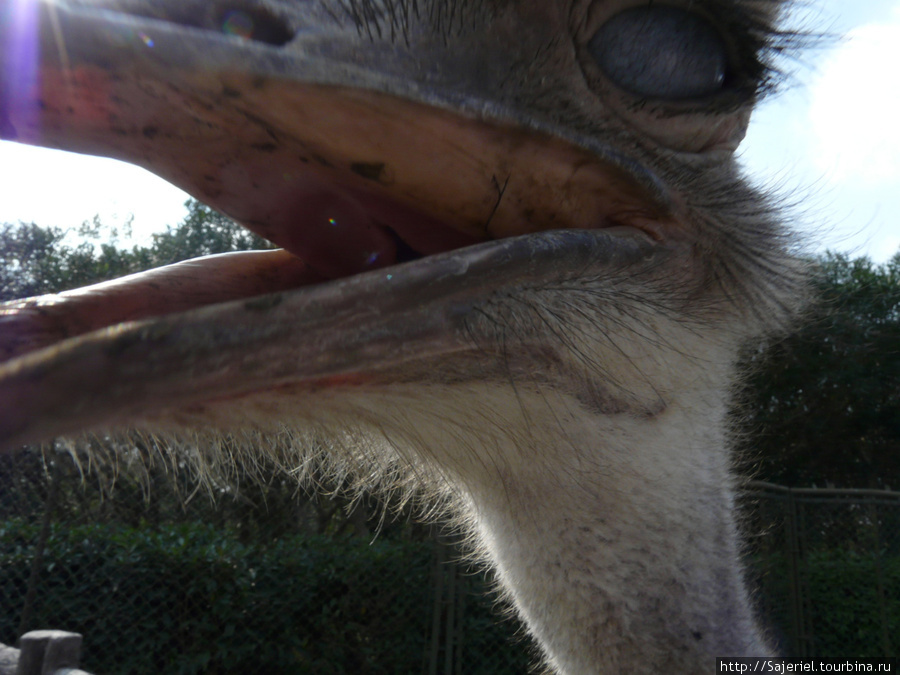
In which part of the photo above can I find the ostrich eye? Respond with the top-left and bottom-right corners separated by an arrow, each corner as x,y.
589,6 -> 728,99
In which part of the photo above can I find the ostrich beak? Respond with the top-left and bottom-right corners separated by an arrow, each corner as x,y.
0,0 -> 673,448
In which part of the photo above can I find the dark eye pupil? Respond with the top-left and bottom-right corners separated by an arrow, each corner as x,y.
589,6 -> 728,99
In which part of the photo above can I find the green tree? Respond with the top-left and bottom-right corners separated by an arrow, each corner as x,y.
0,200 -> 272,301
147,199 -> 272,265
739,252 -> 900,488
0,217 -> 148,300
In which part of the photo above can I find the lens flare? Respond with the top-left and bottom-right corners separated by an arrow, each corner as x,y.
1,0 -> 39,140
221,11 -> 254,40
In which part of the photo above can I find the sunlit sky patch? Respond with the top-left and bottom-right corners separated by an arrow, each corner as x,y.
0,0 -> 898,262
809,16 -> 900,186
738,0 -> 900,262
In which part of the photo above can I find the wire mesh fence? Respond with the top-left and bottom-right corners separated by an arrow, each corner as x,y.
1,446 -> 898,673
744,481 -> 900,659
0,444 -> 532,674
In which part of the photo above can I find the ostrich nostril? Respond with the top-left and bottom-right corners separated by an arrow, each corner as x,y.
106,2 -> 294,47
210,6 -> 293,46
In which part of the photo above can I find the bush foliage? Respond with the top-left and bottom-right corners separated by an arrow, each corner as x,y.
0,520 -> 529,674
737,252 -> 900,487
754,548 -> 900,657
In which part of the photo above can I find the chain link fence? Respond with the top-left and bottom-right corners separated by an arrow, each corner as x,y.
0,444 -> 532,674
744,481 -> 900,658
1,447 -> 898,672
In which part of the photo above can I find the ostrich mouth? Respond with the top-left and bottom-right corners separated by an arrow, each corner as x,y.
0,0 -> 677,449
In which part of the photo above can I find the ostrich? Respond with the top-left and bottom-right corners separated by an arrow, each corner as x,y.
0,0 -> 805,672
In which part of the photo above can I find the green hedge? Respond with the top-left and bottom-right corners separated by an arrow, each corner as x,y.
0,520 -> 530,674
8,520 -> 894,669
804,550 -> 900,657
754,550 -> 900,657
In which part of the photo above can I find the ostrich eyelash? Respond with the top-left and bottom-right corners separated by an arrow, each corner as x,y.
723,0 -> 824,99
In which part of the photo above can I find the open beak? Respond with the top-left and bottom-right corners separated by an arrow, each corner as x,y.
0,0 -> 675,449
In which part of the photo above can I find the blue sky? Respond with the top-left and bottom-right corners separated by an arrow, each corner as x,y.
1,0 -> 898,262
740,0 -> 900,261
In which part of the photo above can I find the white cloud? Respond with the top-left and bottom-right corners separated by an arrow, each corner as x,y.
808,11 -> 900,186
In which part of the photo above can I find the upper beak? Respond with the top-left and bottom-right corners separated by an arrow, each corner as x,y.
2,0 -> 670,254
0,0 -> 673,449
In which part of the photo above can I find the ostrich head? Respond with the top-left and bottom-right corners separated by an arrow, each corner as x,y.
0,1 -> 804,672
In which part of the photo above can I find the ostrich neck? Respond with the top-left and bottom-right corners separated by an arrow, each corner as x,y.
112,263 -> 777,672
457,384 -> 769,674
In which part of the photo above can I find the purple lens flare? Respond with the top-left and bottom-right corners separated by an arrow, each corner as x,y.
1,0 -> 40,140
